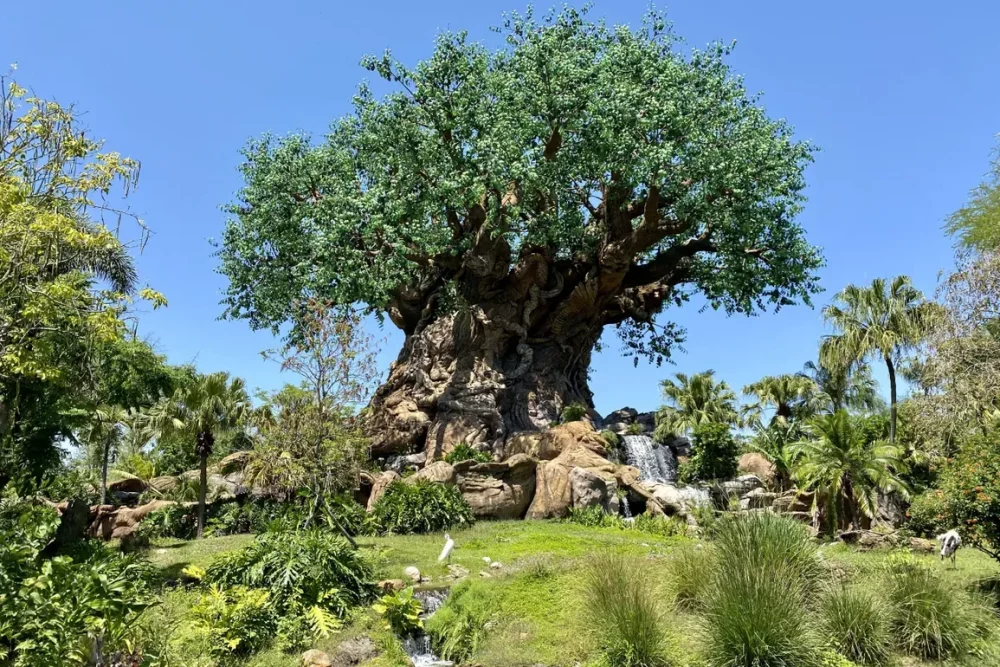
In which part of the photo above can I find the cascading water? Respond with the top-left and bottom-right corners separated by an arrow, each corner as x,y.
622,434 -> 677,484
403,589 -> 453,667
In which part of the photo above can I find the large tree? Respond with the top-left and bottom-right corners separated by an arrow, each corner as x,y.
218,9 -> 821,457
821,277 -> 933,444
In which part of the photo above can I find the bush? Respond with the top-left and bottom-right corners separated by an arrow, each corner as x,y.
820,586 -> 892,666
192,585 -> 278,660
679,423 -> 738,483
601,430 -> 622,450
584,551 -> 670,667
370,479 -> 474,535
561,402 -> 589,423
426,580 -> 498,662
665,544 -> 715,611
885,558 -> 981,660
904,489 -> 948,538
567,506 -> 686,537
444,442 -> 491,464
373,586 -> 424,637
137,502 -> 198,539
703,513 -> 824,667
626,422 -> 645,436
205,529 -> 376,615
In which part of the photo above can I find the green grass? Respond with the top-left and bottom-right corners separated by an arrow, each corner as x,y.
142,520 -> 1000,667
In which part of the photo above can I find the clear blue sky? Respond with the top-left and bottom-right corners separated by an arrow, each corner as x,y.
4,1 -> 998,416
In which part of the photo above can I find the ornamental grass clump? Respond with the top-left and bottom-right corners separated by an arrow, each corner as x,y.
819,586 -> 892,666
584,551 -> 671,667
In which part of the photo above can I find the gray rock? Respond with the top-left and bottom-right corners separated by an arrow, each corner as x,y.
740,487 -> 778,510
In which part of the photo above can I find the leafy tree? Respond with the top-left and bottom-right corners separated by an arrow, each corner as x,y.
78,404 -> 131,505
679,422 -> 739,483
790,410 -> 910,533
217,8 -> 821,457
654,370 -> 738,440
800,359 -> 883,414
142,372 -> 252,538
741,373 -> 826,427
822,277 -> 934,444
943,142 -> 1000,251
745,420 -> 800,491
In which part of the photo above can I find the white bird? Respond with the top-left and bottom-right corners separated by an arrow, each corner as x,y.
438,532 -> 455,564
937,529 -> 962,567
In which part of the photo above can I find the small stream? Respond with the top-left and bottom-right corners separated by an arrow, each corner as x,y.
403,589 -> 453,667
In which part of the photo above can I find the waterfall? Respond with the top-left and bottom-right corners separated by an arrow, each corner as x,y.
402,589 -> 454,667
622,435 -> 677,484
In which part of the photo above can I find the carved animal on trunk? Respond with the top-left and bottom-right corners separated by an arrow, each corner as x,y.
217,9 -> 822,459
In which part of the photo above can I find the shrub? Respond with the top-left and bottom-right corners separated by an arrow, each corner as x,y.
426,580 -> 497,662
703,513 -> 824,667
205,529 -> 376,615
370,479 -> 474,535
561,402 -> 589,423
665,544 -> 715,611
632,513 -> 687,537
567,506 -> 686,537
444,442 -> 491,464
601,430 -> 622,450
903,489 -> 948,538
191,585 -> 278,659
679,423 -> 738,483
137,502 -> 198,539
820,586 -> 892,666
373,586 -> 424,637
884,558 -> 980,660
626,422 -> 645,436
584,551 -> 670,667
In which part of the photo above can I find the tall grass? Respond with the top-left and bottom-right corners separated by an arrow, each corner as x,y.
584,552 -> 671,667
703,513 -> 824,667
665,544 -> 715,611
885,559 -> 982,660
820,586 -> 892,665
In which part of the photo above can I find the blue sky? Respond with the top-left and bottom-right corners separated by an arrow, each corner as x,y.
4,1 -> 998,416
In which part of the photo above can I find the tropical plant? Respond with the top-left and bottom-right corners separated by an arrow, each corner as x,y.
822,276 -> 935,443
654,370 -> 739,440
944,140 -> 1000,252
584,551 -> 670,667
560,402 -> 589,423
820,586 -> 892,666
141,372 -> 252,537
426,580 -> 497,662
801,359 -> 884,414
745,420 -> 800,491
78,405 -> 132,505
742,373 -> 827,427
678,422 -> 739,483
444,442 -> 491,464
704,513 -> 824,667
791,410 -> 910,532
218,7 -> 821,461
191,585 -> 278,660
370,479 -> 474,535
373,587 -> 424,637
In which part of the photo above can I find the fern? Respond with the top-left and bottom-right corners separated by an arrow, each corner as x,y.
307,605 -> 341,638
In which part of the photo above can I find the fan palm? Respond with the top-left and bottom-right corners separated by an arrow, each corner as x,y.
654,370 -> 739,440
746,420 -> 801,491
800,359 -> 883,414
742,374 -> 827,427
142,372 -> 251,538
80,405 -> 131,505
790,410 -> 910,533
822,276 -> 933,443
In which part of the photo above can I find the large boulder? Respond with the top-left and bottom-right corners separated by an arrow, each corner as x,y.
148,475 -> 180,494
570,467 -> 619,514
646,483 -> 687,515
108,477 -> 148,495
740,487 -> 778,510
504,421 -> 609,461
721,474 -> 763,498
385,451 -> 428,474
366,471 -> 401,511
89,499 -> 179,540
738,452 -> 776,487
525,441 -> 617,519
405,460 -> 456,486
219,450 -> 251,475
605,407 -> 639,425
455,454 -> 537,519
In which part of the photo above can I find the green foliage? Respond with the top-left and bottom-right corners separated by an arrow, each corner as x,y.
584,551 -> 670,667
820,586 -> 892,666
884,558 -> 983,660
944,143 -> 1000,251
0,494 -> 157,666
372,587 -> 423,637
704,513 -> 824,667
655,371 -> 739,440
567,506 -> 686,537
426,581 -> 497,662
191,585 -> 277,660
742,373 -> 827,427
665,544 -> 715,611
626,423 -> 645,436
444,442 -> 491,464
370,479 -> 474,535
219,8 -> 820,367
204,529 -> 376,615
904,490 -> 948,538
601,430 -> 622,450
137,503 -> 198,540
679,422 -> 738,483
560,402 -> 589,423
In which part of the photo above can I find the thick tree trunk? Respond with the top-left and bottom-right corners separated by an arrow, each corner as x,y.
885,355 -> 897,445
366,310 -> 598,459
197,452 -> 207,539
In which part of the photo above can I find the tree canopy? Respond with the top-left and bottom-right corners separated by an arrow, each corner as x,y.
218,8 -> 821,364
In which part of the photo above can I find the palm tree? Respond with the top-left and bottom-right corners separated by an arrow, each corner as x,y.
822,276 -> 933,443
746,420 -> 801,491
742,374 -> 827,427
790,410 -> 910,533
654,370 -> 739,440
800,359 -> 883,414
143,372 -> 251,538
80,405 -> 130,505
